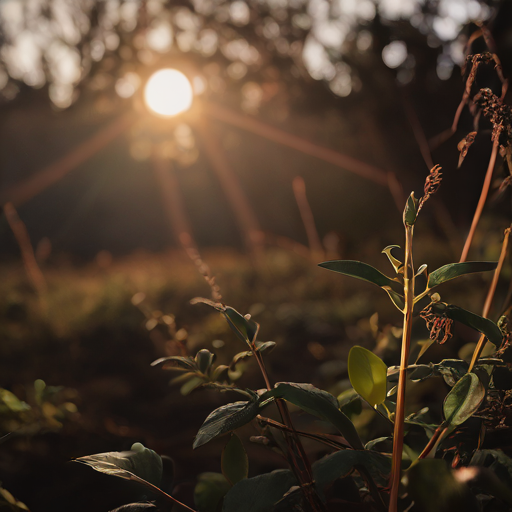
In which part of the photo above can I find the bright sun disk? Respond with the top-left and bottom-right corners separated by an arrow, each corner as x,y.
144,69 -> 193,117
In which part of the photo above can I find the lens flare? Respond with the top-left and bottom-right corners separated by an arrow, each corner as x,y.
144,69 -> 193,117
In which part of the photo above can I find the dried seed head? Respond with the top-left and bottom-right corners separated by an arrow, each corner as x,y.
420,301 -> 454,344
457,132 -> 477,168
417,165 -> 443,214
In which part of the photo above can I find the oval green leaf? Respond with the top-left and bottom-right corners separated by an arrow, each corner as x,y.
222,433 -> 248,485
193,400 -> 262,449
403,192 -> 418,226
318,260 -> 401,292
443,373 -> 485,427
223,307 -> 259,345
427,262 -> 497,289
261,382 -> 363,450
348,346 -> 387,407
195,349 -> 216,374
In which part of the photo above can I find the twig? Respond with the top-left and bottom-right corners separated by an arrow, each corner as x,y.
469,226 -> 511,371
292,176 -> 324,261
3,202 -> 47,298
251,335 -> 325,511
256,415 -> 349,451
460,133 -> 501,262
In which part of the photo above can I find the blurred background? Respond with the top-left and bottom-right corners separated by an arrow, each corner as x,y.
0,0 -> 511,510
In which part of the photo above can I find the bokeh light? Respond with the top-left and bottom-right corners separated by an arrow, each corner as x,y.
144,69 -> 193,117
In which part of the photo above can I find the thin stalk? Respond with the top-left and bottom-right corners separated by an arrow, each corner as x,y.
3,202 -> 47,309
131,475 -> 197,512
389,224 -> 415,512
257,415 -> 349,451
252,344 -> 324,511
469,226 -> 511,371
417,424 -> 446,460
460,135 -> 500,262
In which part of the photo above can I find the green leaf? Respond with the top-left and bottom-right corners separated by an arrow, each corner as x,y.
312,450 -> 392,495
222,470 -> 297,512
383,287 -> 404,312
75,442 -> 163,488
427,261 -> 497,289
255,341 -> 276,353
110,504 -> 157,512
222,434 -> 248,485
150,356 -> 198,371
211,365 -> 230,382
382,245 -> 403,274
318,260 -> 401,291
230,351 -> 253,367
0,487 -> 30,511
194,472 -> 231,512
190,299 -> 259,345
195,349 -> 216,374
262,383 -> 363,450
444,305 -> 502,346
180,376 -> 206,396
443,373 -> 485,428
337,389 -> 362,419
348,346 -> 387,407
194,401 -> 262,449
223,307 -> 259,345
0,389 -> 30,413
435,359 -> 469,387
403,192 -> 418,226
406,459 -> 479,512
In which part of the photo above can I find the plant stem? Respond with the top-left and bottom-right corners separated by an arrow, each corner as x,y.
417,424 -> 446,459
257,415 -> 349,451
252,345 -> 325,511
460,135 -> 500,262
389,224 -> 415,512
131,475 -> 197,512
469,226 -> 511,371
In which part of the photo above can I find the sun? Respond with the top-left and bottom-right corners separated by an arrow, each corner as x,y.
144,69 -> 194,117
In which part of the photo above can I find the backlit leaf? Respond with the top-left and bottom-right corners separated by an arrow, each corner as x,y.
150,356 -> 197,371
75,442 -> 163,488
348,346 -> 387,407
382,245 -> 403,274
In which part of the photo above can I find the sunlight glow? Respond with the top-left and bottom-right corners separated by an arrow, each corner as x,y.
144,69 -> 193,117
